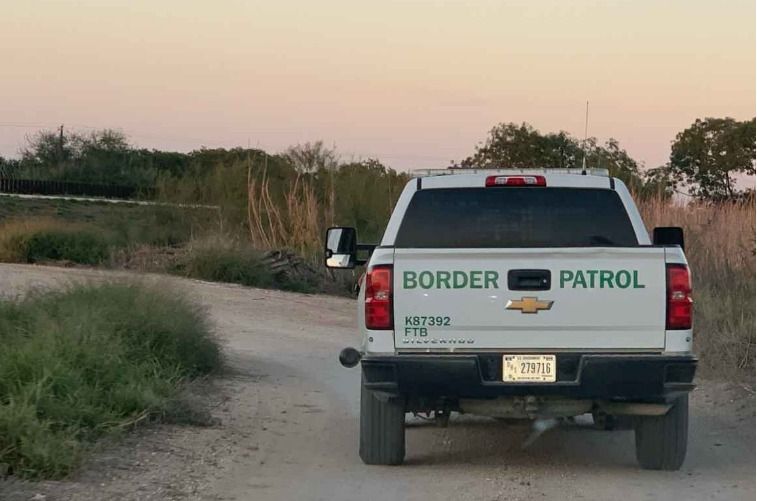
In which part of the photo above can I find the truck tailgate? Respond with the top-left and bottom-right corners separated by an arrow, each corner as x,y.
393,247 -> 666,351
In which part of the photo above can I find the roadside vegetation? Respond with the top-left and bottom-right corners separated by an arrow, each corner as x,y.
172,236 -> 321,293
640,198 -> 755,378
0,282 -> 221,479
0,196 -> 213,247
0,219 -> 111,265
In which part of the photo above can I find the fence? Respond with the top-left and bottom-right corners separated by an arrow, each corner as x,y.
0,178 -> 146,199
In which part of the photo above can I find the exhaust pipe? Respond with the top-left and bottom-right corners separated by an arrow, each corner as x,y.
339,347 -> 362,368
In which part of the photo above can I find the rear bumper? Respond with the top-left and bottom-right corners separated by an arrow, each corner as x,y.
361,353 -> 697,402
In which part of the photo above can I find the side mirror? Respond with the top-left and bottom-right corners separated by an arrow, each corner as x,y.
325,227 -> 358,269
653,227 -> 685,251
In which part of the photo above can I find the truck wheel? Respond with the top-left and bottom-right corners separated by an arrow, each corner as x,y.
359,375 -> 406,465
634,395 -> 688,470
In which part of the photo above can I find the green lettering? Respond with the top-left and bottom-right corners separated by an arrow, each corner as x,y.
452,271 -> 468,288
560,270 -> 574,288
586,270 -> 599,288
484,271 -> 499,289
436,271 -> 451,289
404,271 -> 417,289
616,270 -> 631,288
572,270 -> 587,288
470,270 -> 483,288
418,271 -> 434,289
633,270 -> 646,288
600,270 -> 614,288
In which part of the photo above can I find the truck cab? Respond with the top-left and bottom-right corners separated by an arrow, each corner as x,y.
326,168 -> 696,471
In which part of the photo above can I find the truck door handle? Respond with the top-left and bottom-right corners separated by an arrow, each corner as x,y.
508,269 -> 551,291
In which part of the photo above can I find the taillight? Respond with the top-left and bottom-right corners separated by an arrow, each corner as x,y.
365,265 -> 393,329
666,264 -> 692,330
485,175 -> 546,187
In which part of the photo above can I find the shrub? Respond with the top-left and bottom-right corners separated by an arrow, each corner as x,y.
0,283 -> 222,478
24,230 -> 109,264
174,237 -> 317,292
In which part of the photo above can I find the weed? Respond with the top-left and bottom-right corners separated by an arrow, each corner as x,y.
0,283 -> 222,478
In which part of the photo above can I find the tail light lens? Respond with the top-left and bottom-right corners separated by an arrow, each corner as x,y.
666,264 -> 692,330
485,175 -> 546,187
365,265 -> 393,329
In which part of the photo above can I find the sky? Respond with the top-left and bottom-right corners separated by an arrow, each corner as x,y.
1,0 -> 754,172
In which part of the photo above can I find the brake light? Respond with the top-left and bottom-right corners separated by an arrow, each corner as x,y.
365,265 -> 393,329
485,175 -> 546,187
666,264 -> 692,330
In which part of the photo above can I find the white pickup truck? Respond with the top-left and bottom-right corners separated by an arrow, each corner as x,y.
325,168 -> 696,471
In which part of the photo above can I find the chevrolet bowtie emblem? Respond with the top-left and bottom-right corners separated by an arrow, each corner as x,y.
506,297 -> 554,314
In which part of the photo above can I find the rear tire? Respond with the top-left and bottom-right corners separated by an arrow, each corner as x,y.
359,374 -> 406,465
634,395 -> 689,470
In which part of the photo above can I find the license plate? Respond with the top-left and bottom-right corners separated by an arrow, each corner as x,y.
502,354 -> 556,382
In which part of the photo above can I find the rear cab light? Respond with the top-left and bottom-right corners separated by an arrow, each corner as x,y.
666,263 -> 693,330
485,175 -> 546,187
365,265 -> 393,329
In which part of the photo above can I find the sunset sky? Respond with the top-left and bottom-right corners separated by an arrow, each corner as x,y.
1,0 -> 754,171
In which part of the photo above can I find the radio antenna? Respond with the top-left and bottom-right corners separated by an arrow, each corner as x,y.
581,101 -> 589,173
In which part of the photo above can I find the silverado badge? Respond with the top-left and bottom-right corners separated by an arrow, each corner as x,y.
506,297 -> 554,314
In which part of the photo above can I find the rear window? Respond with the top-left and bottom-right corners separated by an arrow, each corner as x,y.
395,187 -> 638,248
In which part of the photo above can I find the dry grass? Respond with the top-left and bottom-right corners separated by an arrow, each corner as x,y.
638,196 -> 755,378
247,162 -> 330,259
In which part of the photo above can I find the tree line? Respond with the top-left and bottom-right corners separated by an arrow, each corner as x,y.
455,118 -> 755,201
0,116 -> 753,203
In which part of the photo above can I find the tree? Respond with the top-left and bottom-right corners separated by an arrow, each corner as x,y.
458,122 -> 583,169
643,165 -> 676,199
0,156 -> 20,177
456,122 -> 651,195
16,128 -> 163,187
21,128 -> 130,167
667,117 -> 755,201
285,141 -> 339,173
20,130 -> 70,167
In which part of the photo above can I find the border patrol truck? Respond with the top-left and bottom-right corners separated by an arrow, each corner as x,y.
325,168 -> 696,471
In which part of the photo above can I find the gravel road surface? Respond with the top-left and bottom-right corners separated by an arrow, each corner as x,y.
0,264 -> 754,501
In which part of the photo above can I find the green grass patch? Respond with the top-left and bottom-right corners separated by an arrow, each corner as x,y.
0,283 -> 222,479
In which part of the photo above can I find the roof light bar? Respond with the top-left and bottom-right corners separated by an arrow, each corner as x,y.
410,168 -> 609,178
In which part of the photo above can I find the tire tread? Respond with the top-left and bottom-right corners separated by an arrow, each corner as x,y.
635,394 -> 688,470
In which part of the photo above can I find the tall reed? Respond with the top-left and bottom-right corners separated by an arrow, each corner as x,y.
247,160 -> 331,259
638,196 -> 755,376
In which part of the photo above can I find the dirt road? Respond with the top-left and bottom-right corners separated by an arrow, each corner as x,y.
0,264 -> 754,501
